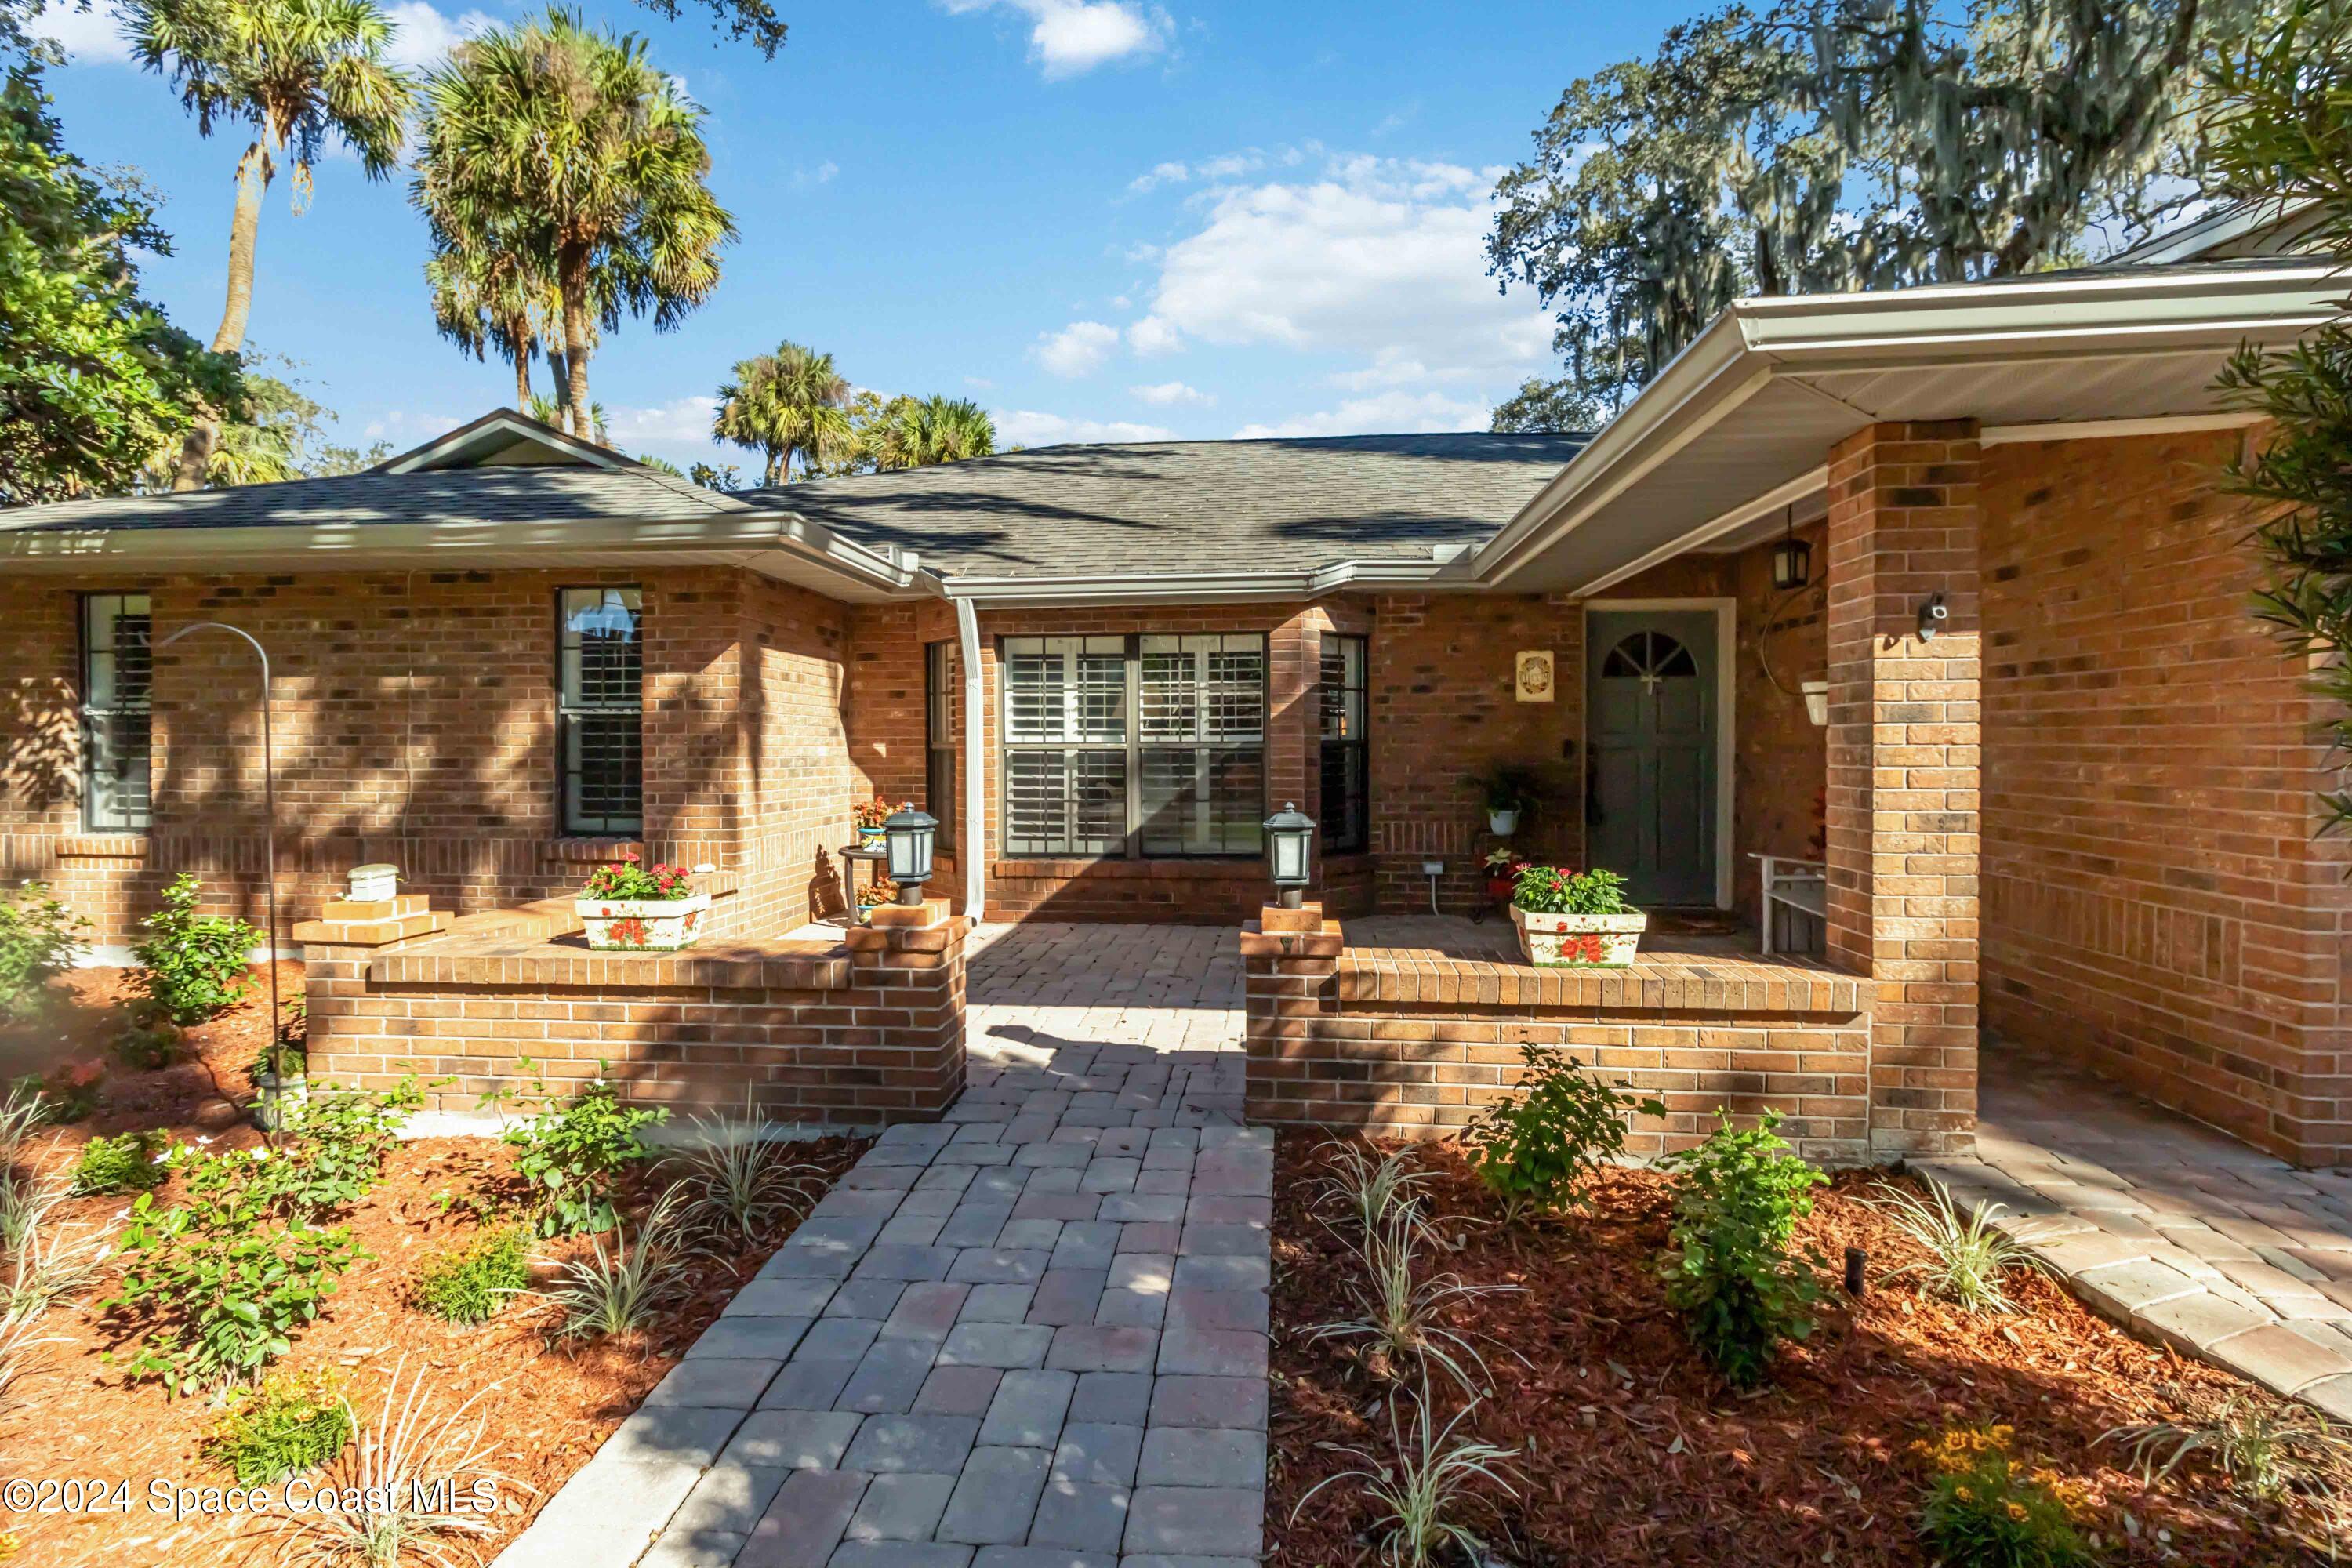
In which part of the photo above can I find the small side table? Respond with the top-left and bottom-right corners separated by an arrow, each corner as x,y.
838,843 -> 888,924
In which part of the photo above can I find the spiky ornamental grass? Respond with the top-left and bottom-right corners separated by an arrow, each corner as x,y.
667,1114 -> 826,1247
1304,1200 -> 1522,1399
542,1186 -> 705,1341
1307,1138 -> 1433,1240
1866,1174 -> 2044,1314
1294,1377 -> 1523,1568
3,1181 -> 111,1317
2106,1390 -> 2352,1504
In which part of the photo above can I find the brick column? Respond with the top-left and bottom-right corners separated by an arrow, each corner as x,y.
1823,420 -> 1981,1159
1239,902 -> 1343,1124
843,898 -> 971,1120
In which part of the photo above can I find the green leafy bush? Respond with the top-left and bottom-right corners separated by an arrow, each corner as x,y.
1510,866 -> 1631,914
131,873 -> 263,1025
1656,1110 -> 1827,1387
0,880 -> 89,1022
72,1130 -> 169,1195
205,1371 -> 352,1485
13,1062 -> 104,1124
110,1021 -> 183,1072
503,1079 -> 666,1237
1463,1044 -> 1663,1221
412,1227 -> 531,1325
179,1080 -> 421,1226
1914,1424 -> 2096,1568
100,1188 -> 358,1397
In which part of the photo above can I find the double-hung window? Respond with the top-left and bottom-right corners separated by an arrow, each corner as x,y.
1319,633 -> 1368,853
924,640 -> 958,854
1001,633 -> 1266,858
80,592 -> 152,833
557,587 -> 643,835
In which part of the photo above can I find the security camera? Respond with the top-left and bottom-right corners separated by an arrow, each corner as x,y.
1918,591 -> 1948,641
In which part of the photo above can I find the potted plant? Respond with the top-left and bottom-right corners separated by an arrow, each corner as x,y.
857,876 -> 901,924
854,797 -> 892,851
1483,846 -> 1528,906
1510,866 -> 1646,968
1474,765 -> 1541,837
575,852 -> 709,951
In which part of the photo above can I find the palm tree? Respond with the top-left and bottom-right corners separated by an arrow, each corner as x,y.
423,239 -> 548,412
124,0 -> 414,489
411,9 -> 734,441
876,394 -> 996,470
713,341 -> 857,485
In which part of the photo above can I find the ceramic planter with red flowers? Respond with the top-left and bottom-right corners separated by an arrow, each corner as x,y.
1509,866 -> 1645,968
576,855 -> 709,952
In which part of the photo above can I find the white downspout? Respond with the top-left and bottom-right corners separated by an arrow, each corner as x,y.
956,596 -> 985,922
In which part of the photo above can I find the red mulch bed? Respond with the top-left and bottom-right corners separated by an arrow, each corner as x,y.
1269,1134 -> 2345,1568
0,967 -> 865,1568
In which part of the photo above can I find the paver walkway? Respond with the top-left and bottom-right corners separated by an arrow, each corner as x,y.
499,924 -> 1261,1568
1919,1044 -> 2352,1420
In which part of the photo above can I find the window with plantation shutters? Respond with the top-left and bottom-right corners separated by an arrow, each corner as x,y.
80,593 -> 151,833
1000,633 -> 1266,858
1319,633 -> 1368,853
557,587 -> 642,834
924,640 -> 958,855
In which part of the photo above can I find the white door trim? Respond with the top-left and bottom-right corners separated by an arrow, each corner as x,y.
1581,597 -> 1737,909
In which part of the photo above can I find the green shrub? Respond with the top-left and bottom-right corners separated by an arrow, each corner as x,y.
412,1226 -> 531,1325
1462,1044 -> 1662,1221
1914,1425 -> 2096,1567
1656,1109 -> 1828,1387
205,1371 -> 352,1485
72,1130 -> 169,1195
1509,866 -> 1631,914
503,1078 -> 666,1237
109,1021 -> 183,1072
131,873 -> 262,1026
13,1062 -> 104,1124
0,881 -> 89,1022
100,1187 -> 358,1397
270,1080 -> 422,1220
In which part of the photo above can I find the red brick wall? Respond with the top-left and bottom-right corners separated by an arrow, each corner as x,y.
1980,428 -> 2352,1164
1731,526 -> 1829,926
0,567 -> 859,948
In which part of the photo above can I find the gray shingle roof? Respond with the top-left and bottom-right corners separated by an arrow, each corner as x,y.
0,463 -> 742,534
742,433 -> 1590,579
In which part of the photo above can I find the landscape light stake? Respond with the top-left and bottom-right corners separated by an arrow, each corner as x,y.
1845,1245 -> 1867,1298
154,622 -> 281,1133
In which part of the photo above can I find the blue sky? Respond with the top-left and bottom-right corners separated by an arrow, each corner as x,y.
30,0 -> 1705,471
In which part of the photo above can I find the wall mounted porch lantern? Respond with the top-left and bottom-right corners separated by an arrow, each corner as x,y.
1264,802 -> 1315,909
1769,507 -> 1813,592
884,803 -> 938,904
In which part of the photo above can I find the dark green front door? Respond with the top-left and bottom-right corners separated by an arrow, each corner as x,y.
1584,608 -> 1717,907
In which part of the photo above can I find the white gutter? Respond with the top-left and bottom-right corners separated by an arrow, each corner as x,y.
1469,260 -> 2341,590
956,596 -> 985,922
934,557 -> 1461,608
1,510 -> 932,598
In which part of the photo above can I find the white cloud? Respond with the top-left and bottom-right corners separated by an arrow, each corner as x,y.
996,409 -> 1173,446
383,1 -> 494,68
1125,315 -> 1182,355
942,0 -> 1168,78
1032,320 -> 1120,379
1135,151 -> 1550,399
1232,389 -> 1491,439
1124,147 -> 1277,196
1130,380 -> 1210,407
795,159 -> 840,187
28,1 -> 130,63
361,409 -> 467,441
605,395 -> 720,445
1127,160 -> 1189,195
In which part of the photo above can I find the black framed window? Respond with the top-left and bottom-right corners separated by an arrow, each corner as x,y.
80,592 -> 152,833
1319,633 -> 1367,853
1001,632 -> 1266,858
924,639 -> 957,855
557,587 -> 642,834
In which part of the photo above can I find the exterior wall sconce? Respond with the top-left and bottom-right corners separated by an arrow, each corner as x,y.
884,803 -> 938,904
1918,591 -> 1949,642
1263,801 -> 1315,909
1769,511 -> 1812,592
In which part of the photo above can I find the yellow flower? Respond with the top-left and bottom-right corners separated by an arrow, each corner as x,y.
2007,1502 -> 2028,1521
1954,1486 -> 1976,1504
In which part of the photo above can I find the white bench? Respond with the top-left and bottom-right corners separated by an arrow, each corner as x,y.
1753,855 -> 1826,956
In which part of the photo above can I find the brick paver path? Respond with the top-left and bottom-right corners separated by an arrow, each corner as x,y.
499,924 -> 1261,1568
1920,1045 -> 2352,1421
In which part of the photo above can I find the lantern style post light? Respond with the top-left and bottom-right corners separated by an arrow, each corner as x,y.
1263,801 -> 1315,909
883,802 -> 938,904
1769,510 -> 1813,592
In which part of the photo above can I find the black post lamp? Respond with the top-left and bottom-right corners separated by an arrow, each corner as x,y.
1263,801 -> 1315,909
1770,508 -> 1813,592
883,803 -> 938,905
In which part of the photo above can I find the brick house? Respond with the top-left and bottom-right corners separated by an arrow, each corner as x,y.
5,252 -> 2350,1163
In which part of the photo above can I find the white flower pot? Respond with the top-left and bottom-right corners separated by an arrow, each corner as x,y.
1800,680 -> 1829,727
577,892 -> 710,951
1487,808 -> 1520,837
255,1070 -> 308,1131
1511,905 -> 1647,968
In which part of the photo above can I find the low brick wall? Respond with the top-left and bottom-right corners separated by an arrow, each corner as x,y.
1241,909 -> 1883,1164
304,898 -> 968,1126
